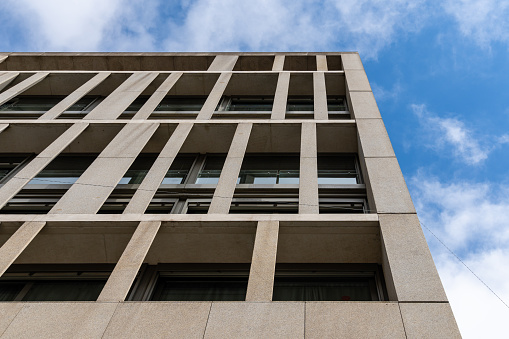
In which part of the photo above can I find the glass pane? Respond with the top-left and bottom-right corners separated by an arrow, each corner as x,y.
195,155 -> 226,184
238,170 -> 277,184
273,278 -> 373,301
156,97 -> 207,111
227,97 -> 273,111
22,280 -> 106,301
278,170 -> 299,184
287,97 -> 314,111
327,96 -> 348,111
118,170 -> 149,184
28,156 -> 97,185
317,156 -> 358,184
124,97 -> 149,112
153,278 -> 247,301
0,156 -> 26,182
317,173 -> 358,184
319,202 -> 365,213
161,156 -> 195,184
0,282 -> 25,301
0,97 -> 61,112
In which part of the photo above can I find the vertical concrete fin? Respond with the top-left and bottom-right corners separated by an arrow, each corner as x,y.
246,220 -> 279,301
299,122 -> 319,214
0,123 -> 89,209
124,123 -> 193,214
208,123 -> 252,214
272,55 -> 285,71
197,72 -> 232,120
0,54 -> 8,64
39,72 -> 111,120
207,55 -> 238,71
0,221 -> 46,277
313,72 -> 328,120
0,72 -> 19,92
84,72 -> 159,120
316,55 -> 328,71
49,123 -> 160,214
133,72 -> 183,120
0,123 -> 8,134
0,72 -> 49,106
97,221 -> 161,302
271,72 -> 290,120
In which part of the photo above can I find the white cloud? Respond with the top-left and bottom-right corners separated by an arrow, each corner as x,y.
371,81 -> 402,102
444,0 -> 509,48
412,104 -> 490,165
411,175 -> 509,338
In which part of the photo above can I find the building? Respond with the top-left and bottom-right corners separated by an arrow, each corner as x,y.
0,52 -> 460,338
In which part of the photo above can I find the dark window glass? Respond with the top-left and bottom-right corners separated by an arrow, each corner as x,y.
327,96 -> 348,111
0,156 -> 26,182
195,155 -> 226,184
0,96 -> 96,112
319,201 -> 365,213
229,202 -> 298,214
317,155 -> 359,184
287,96 -> 313,111
151,277 -> 247,301
238,155 -> 299,184
156,97 -> 207,111
0,282 -> 25,301
0,280 -> 106,301
28,155 -> 97,185
162,156 -> 195,184
226,96 -> 273,111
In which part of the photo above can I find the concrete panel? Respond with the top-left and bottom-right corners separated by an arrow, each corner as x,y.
313,72 -> 328,120
197,72 -> 232,120
39,72 -> 110,120
316,55 -> 328,71
204,302 -> 304,339
0,303 -> 23,336
246,220 -> 279,301
1,303 -> 118,339
133,72 -> 183,120
85,72 -> 158,120
209,123 -> 252,214
345,69 -> 372,92
98,221 -> 161,302
124,123 -> 192,214
299,122 -> 319,214
400,303 -> 461,338
380,214 -> 448,301
357,119 -> 395,157
0,123 -> 8,134
341,53 -> 364,70
0,72 -> 18,92
364,157 -> 416,214
0,72 -> 49,105
0,221 -> 46,276
271,72 -> 290,120
349,91 -> 382,119
305,302 -> 405,338
208,55 -> 238,71
103,302 -> 210,339
272,55 -> 285,71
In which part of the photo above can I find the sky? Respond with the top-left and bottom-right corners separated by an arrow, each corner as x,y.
1,0 -> 509,336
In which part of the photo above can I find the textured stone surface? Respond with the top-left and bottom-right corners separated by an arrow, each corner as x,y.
204,302 -> 304,338
357,119 -> 395,157
349,91 -> 382,119
0,72 -> 49,105
272,72 -> 290,119
400,303 -> 461,338
341,53 -> 364,70
306,302 -> 405,338
345,69 -> 372,92
0,303 -> 23,336
197,72 -> 232,120
208,55 -> 239,71
313,72 -> 328,120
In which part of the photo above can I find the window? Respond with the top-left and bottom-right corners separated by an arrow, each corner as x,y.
229,199 -> 299,214
28,155 -> 97,185
0,156 -> 28,183
317,155 -> 360,185
238,155 -> 299,184
219,96 -> 273,112
195,155 -> 226,184
0,96 -> 99,119
286,96 -> 313,112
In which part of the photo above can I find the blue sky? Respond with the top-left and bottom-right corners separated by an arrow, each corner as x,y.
1,0 -> 509,336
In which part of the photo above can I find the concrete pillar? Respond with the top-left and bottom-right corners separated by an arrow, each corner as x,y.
0,72 -> 19,92
49,123 -> 160,214
245,220 -> 279,301
0,123 -> 89,209
208,123 -> 252,214
207,55 -> 238,71
313,72 -> 328,120
341,53 -> 364,70
0,123 -> 8,133
0,221 -> 46,277
84,72 -> 158,120
299,122 -> 319,214
197,72 -> 232,120
97,221 -> 161,302
271,72 -> 290,120
39,72 -> 111,120
0,55 -> 7,64
272,55 -> 285,71
0,72 -> 49,106
123,123 -> 193,214
316,55 -> 328,71
133,72 -> 183,120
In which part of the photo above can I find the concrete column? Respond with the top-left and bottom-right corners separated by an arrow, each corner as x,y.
133,72 -> 183,120
0,72 -> 19,92
197,72 -> 232,120
316,55 -> 328,71
245,220 -> 279,301
207,55 -> 238,71
0,55 -> 7,64
313,72 -> 328,120
272,55 -> 285,71
0,123 -> 88,209
208,123 -> 252,214
97,221 -> 161,302
0,123 -> 8,133
299,122 -> 319,214
84,72 -> 158,120
0,221 -> 46,277
341,53 -> 364,70
39,72 -> 111,120
123,123 -> 193,214
0,72 -> 49,105
271,72 -> 290,120
49,123 -> 160,214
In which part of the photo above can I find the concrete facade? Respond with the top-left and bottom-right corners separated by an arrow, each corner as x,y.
0,52 -> 460,338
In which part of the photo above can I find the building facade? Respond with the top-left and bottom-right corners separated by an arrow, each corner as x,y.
0,52 -> 460,338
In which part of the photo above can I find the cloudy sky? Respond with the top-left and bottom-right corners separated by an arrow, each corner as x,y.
1,0 -> 509,336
